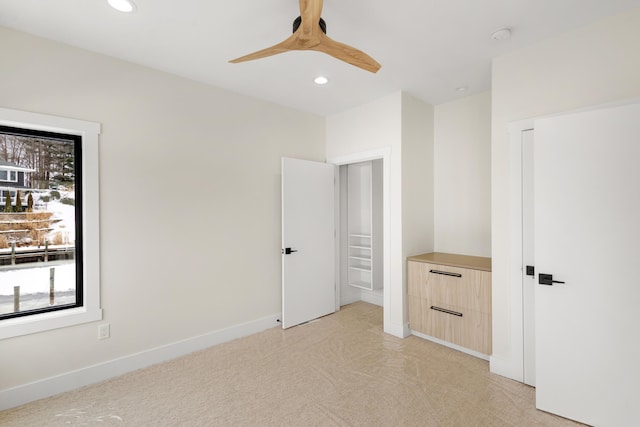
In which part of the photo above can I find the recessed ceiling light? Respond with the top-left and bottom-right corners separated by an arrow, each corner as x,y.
491,28 -> 511,41
456,86 -> 468,92
107,0 -> 136,13
314,76 -> 329,85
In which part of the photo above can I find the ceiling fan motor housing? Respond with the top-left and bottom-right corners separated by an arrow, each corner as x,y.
293,16 -> 327,34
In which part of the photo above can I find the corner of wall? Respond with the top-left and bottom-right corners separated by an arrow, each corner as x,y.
400,93 -> 435,258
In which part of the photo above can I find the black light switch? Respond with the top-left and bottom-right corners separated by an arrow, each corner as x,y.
526,265 -> 535,276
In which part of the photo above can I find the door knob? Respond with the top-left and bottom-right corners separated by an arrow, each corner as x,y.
282,247 -> 298,255
539,273 -> 565,286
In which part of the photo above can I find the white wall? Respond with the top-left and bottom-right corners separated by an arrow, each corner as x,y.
327,93 -> 403,335
490,7 -> 640,378
326,92 -> 434,337
434,91 -> 491,257
401,94 -> 435,310
0,27 -> 325,392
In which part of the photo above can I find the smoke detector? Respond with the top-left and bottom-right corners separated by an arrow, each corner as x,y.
491,28 -> 512,41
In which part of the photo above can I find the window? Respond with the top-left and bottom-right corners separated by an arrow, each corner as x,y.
0,191 -> 18,205
0,108 -> 101,339
1,126 -> 83,319
0,170 -> 18,182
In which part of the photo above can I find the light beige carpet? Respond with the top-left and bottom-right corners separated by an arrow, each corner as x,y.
1,302 -> 581,426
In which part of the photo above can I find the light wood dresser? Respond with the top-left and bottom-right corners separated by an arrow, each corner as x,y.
407,252 -> 492,356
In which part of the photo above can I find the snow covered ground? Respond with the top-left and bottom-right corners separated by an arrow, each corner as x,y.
0,190 -> 76,297
38,190 -> 76,244
0,262 -> 76,315
0,263 -> 75,295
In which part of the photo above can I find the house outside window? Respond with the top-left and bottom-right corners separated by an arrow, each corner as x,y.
0,169 -> 19,182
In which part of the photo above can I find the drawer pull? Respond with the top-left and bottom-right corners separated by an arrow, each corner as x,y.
430,306 -> 463,317
429,269 -> 462,278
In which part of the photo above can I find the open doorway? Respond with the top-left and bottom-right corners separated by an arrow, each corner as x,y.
338,159 -> 383,307
329,149 -> 390,327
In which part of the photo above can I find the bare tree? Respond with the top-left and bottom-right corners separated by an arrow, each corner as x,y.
0,133 -> 75,190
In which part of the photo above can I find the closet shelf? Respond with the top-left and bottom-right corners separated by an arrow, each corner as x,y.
349,281 -> 373,290
349,265 -> 372,272
345,160 -> 382,293
349,244 -> 371,250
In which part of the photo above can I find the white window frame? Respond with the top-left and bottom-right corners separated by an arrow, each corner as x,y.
0,108 -> 102,339
0,170 -> 18,182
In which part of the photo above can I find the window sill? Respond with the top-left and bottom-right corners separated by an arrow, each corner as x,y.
0,306 -> 103,340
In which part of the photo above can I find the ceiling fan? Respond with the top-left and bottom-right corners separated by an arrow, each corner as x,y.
229,0 -> 381,73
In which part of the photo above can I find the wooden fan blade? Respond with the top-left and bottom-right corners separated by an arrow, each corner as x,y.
229,34 -> 298,64
313,32 -> 381,73
230,0 -> 382,73
299,0 -> 323,36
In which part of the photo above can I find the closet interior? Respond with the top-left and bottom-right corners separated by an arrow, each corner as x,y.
339,159 -> 383,306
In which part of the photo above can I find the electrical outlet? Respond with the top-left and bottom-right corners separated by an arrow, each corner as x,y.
98,323 -> 110,340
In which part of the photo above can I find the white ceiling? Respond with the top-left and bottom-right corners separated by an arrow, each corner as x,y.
1,0 -> 639,116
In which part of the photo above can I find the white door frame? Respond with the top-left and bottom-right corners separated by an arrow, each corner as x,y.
497,119 -> 534,383
505,121 -> 536,385
328,148 -> 391,332
521,129 -> 536,386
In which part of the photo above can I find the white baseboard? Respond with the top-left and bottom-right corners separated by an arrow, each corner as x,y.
489,354 -> 524,383
360,289 -> 383,307
0,313 -> 281,411
340,294 -> 362,306
411,330 -> 490,361
384,321 -> 410,338
340,289 -> 383,308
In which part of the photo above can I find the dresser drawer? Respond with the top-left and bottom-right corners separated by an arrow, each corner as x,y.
409,296 -> 492,355
408,261 -> 491,313
408,253 -> 492,356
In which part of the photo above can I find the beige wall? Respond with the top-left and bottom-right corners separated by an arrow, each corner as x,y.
401,93 -> 435,305
434,91 -> 491,257
0,27 -> 325,390
326,92 -> 405,334
326,92 -> 434,336
490,7 -> 640,377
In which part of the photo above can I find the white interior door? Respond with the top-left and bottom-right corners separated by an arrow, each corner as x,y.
534,102 -> 640,426
281,157 -> 336,329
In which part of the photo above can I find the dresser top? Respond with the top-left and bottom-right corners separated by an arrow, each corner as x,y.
407,252 -> 491,272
